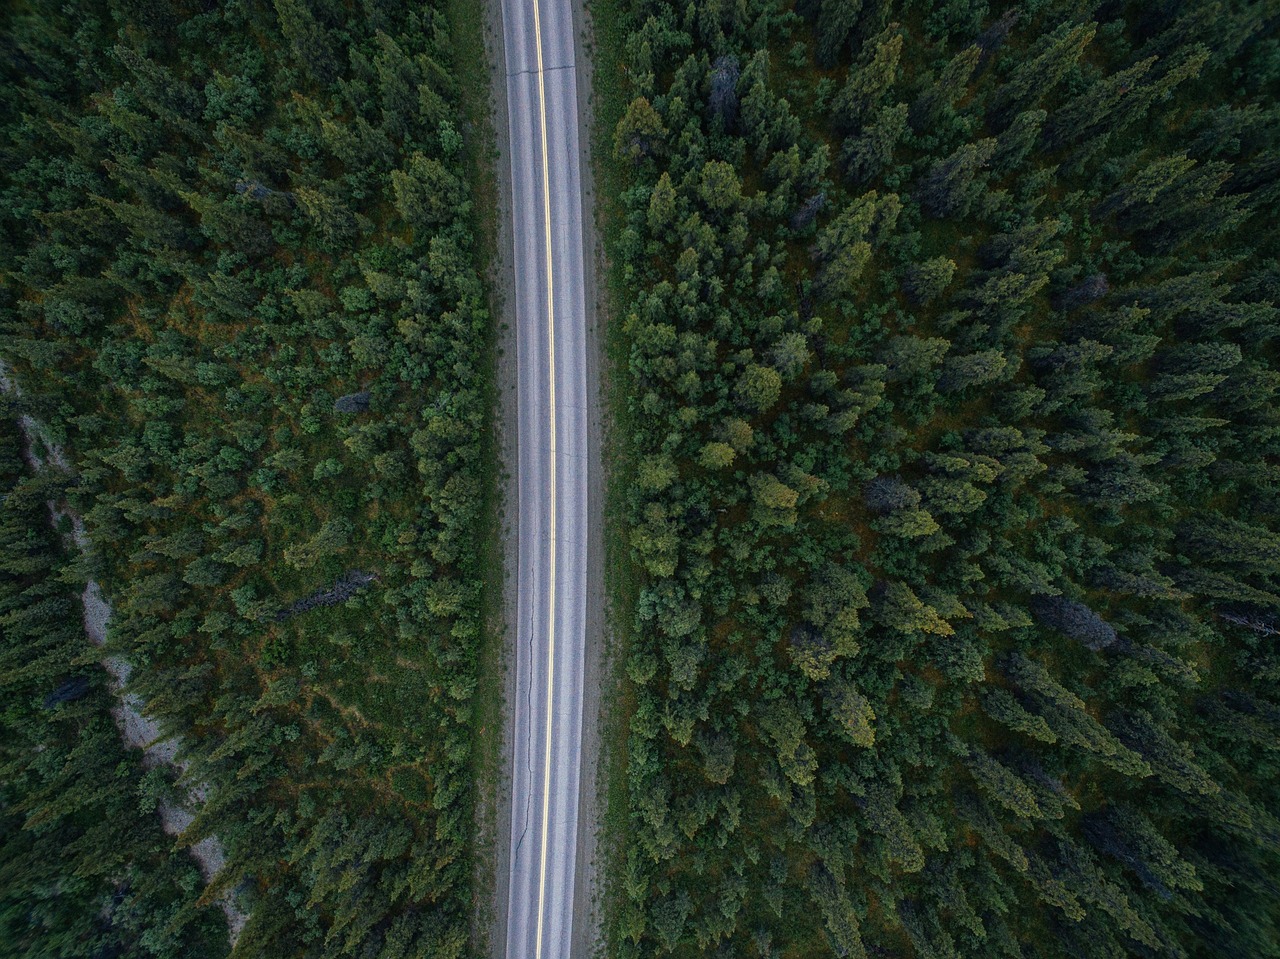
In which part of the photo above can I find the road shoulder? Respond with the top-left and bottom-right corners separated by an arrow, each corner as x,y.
569,0 -> 608,955
576,0 -> 640,954
456,0 -> 518,953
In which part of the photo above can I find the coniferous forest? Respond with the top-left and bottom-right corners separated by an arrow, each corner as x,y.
603,0 -> 1280,956
2,0 -> 491,955
1,416 -> 230,957
3,0 -> 1280,957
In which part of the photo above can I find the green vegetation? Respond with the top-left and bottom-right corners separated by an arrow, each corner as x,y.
1,0 -> 494,955
0,416 -> 229,958
603,0 -> 1280,956
5,0 -> 1280,953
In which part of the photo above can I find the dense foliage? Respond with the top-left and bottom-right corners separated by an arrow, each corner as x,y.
1,0 -> 492,955
0,417 -> 229,958
605,0 -> 1280,955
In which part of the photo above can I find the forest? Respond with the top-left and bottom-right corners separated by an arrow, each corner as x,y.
601,0 -> 1280,956
4,0 -> 1280,956
0,414 -> 230,956
1,0 -> 493,956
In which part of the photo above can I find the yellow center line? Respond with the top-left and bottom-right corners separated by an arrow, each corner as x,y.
531,0 -> 557,955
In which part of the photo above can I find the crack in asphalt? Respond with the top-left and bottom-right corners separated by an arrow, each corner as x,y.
499,0 -> 592,954
507,64 -> 575,77
538,446 -> 586,462
512,513 -> 541,865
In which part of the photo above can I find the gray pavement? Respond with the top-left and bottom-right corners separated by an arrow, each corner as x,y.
497,0 -> 592,956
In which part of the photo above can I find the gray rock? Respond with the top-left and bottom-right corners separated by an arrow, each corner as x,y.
333,391 -> 371,413
235,180 -> 274,201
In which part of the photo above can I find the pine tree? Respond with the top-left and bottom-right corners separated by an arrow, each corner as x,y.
917,138 -> 996,219
842,102 -> 908,184
910,45 -> 980,132
988,22 -> 1097,130
833,28 -> 903,133
273,0 -> 340,86
813,0 -> 863,69
615,97 -> 667,160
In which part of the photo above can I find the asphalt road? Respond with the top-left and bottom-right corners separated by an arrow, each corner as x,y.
497,0 -> 591,956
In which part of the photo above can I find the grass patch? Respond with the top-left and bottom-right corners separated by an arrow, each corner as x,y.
582,0 -> 641,954
446,0 -> 506,951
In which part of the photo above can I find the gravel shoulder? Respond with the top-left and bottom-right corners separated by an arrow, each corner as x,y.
569,0 -> 608,954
